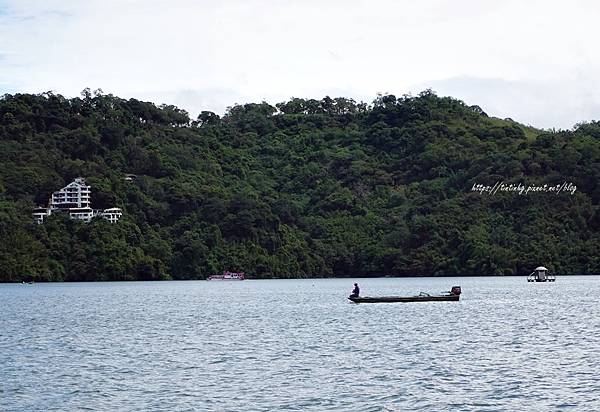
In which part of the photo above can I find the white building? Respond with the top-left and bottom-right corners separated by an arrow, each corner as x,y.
33,207 -> 50,225
98,207 -> 123,223
50,177 -> 91,209
69,207 -> 95,222
34,178 -> 122,224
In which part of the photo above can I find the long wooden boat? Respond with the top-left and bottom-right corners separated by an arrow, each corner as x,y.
348,286 -> 461,303
349,294 -> 459,303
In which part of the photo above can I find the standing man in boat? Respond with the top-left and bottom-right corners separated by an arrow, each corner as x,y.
350,283 -> 360,298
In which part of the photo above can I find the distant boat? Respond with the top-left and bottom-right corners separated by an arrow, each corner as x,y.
348,286 -> 461,303
207,271 -> 245,281
527,266 -> 555,282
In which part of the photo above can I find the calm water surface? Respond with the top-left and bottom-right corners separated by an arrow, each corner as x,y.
2,277 -> 600,411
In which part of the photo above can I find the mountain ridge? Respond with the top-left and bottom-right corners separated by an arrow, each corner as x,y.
0,89 -> 598,281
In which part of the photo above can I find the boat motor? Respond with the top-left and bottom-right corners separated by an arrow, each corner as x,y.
450,286 -> 461,296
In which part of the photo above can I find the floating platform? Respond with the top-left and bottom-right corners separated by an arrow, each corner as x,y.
527,277 -> 555,282
527,266 -> 555,282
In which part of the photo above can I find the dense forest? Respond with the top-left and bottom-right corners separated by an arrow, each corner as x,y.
0,89 -> 598,282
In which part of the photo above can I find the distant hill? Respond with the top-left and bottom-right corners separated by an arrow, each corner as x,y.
0,89 -> 598,281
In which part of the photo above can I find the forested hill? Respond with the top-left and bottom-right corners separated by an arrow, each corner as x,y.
0,89 -> 599,282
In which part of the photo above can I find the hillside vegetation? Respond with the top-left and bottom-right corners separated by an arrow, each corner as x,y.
0,89 -> 599,281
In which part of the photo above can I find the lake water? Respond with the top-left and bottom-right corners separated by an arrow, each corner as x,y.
2,276 -> 600,411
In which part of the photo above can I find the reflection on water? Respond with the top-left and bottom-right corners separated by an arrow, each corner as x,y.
2,277 -> 599,411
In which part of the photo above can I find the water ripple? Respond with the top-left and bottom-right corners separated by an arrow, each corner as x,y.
2,277 -> 600,411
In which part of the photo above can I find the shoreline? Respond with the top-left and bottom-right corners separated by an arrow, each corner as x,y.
3,273 -> 600,284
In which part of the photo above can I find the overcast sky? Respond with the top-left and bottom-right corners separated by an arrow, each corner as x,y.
1,0 -> 600,129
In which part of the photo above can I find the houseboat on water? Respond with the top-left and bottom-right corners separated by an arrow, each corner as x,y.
207,271 -> 245,281
527,266 -> 555,282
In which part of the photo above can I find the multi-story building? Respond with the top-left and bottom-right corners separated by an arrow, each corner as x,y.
50,177 -> 91,208
34,178 -> 122,224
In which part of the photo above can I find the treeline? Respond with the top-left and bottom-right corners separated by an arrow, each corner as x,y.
0,89 -> 598,281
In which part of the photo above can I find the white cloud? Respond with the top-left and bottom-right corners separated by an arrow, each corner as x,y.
1,0 -> 600,128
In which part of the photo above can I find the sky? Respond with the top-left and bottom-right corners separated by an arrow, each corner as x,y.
1,0 -> 600,129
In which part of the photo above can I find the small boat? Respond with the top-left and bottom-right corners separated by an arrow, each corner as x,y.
348,286 -> 461,303
207,271 -> 245,281
527,266 -> 555,282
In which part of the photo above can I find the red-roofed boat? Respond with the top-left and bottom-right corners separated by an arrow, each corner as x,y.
207,271 -> 245,281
